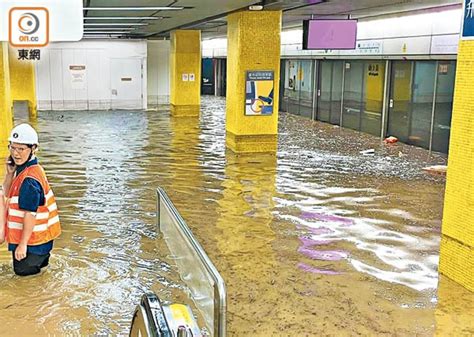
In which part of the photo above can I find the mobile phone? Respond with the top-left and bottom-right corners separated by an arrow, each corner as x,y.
7,156 -> 15,167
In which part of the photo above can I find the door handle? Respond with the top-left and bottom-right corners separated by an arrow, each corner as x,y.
389,99 -> 394,108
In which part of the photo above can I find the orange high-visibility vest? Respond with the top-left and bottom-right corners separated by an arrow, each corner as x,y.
6,164 -> 61,245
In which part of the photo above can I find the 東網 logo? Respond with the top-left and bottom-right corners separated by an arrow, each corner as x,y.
9,7 -> 49,47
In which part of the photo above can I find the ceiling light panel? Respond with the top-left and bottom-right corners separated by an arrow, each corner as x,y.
84,16 -> 163,20
84,27 -> 135,30
83,7 -> 183,11
84,23 -> 149,26
84,31 -> 133,34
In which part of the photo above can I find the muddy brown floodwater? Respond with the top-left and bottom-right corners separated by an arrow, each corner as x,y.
0,96 -> 473,336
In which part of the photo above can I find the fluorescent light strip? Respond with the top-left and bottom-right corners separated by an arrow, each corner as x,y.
83,7 -> 183,11
84,16 -> 163,20
82,35 -> 127,39
84,23 -> 148,26
84,32 -> 134,34
84,28 -> 135,31
83,34 -> 145,38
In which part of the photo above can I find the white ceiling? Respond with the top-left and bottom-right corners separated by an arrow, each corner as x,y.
83,0 -> 260,38
283,0 -> 461,26
82,0 -> 462,39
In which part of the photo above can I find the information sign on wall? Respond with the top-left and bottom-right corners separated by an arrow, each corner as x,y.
245,71 -> 274,116
69,65 -> 86,89
462,0 -> 474,39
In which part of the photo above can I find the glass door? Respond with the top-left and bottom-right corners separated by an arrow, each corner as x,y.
298,60 -> 315,119
317,61 -> 332,122
283,60 -> 300,115
432,61 -> 456,153
387,61 -> 413,143
342,61 -> 385,137
410,61 -> 436,149
361,61 -> 385,136
342,61 -> 364,131
387,61 -> 437,149
316,60 -> 343,124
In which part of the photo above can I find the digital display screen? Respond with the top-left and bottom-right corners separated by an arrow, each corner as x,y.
303,19 -> 357,50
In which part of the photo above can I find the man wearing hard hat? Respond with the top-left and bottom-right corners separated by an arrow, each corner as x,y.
1,123 -> 61,276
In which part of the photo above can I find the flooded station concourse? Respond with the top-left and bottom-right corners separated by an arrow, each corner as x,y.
0,0 -> 474,336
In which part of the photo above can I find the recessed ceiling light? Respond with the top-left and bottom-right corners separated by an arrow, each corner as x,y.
249,5 -> 264,11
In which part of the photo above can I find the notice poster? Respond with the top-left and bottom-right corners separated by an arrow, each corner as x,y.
245,71 -> 274,116
69,65 -> 86,89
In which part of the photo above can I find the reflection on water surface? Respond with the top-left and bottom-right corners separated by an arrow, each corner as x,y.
0,96 -> 472,336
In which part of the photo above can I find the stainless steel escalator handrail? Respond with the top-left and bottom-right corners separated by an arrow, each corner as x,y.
157,187 -> 226,337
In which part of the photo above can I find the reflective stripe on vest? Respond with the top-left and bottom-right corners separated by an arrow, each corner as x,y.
6,164 -> 61,245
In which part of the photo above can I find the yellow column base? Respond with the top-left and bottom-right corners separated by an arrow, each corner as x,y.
28,100 -> 37,119
226,131 -> 277,153
439,234 -> 474,292
170,104 -> 200,117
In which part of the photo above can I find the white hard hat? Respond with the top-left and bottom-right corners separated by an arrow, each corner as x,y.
8,123 -> 39,145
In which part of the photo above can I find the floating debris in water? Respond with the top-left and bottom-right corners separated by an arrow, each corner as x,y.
360,149 -> 375,155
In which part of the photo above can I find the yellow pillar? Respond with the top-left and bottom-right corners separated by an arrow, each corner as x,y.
226,11 -> 281,153
169,30 -> 201,117
0,42 -> 13,157
439,40 -> 474,292
8,47 -> 37,118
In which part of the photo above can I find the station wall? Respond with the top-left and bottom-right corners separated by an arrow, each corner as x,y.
35,40 -> 148,110
147,40 -> 170,107
203,6 -> 461,58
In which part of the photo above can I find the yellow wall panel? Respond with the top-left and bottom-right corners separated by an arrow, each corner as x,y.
440,40 -> 474,291
0,42 -> 13,157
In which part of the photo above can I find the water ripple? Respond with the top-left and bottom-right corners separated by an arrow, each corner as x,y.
0,96 -> 472,336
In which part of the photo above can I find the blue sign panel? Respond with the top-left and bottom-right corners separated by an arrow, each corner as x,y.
463,0 -> 474,39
